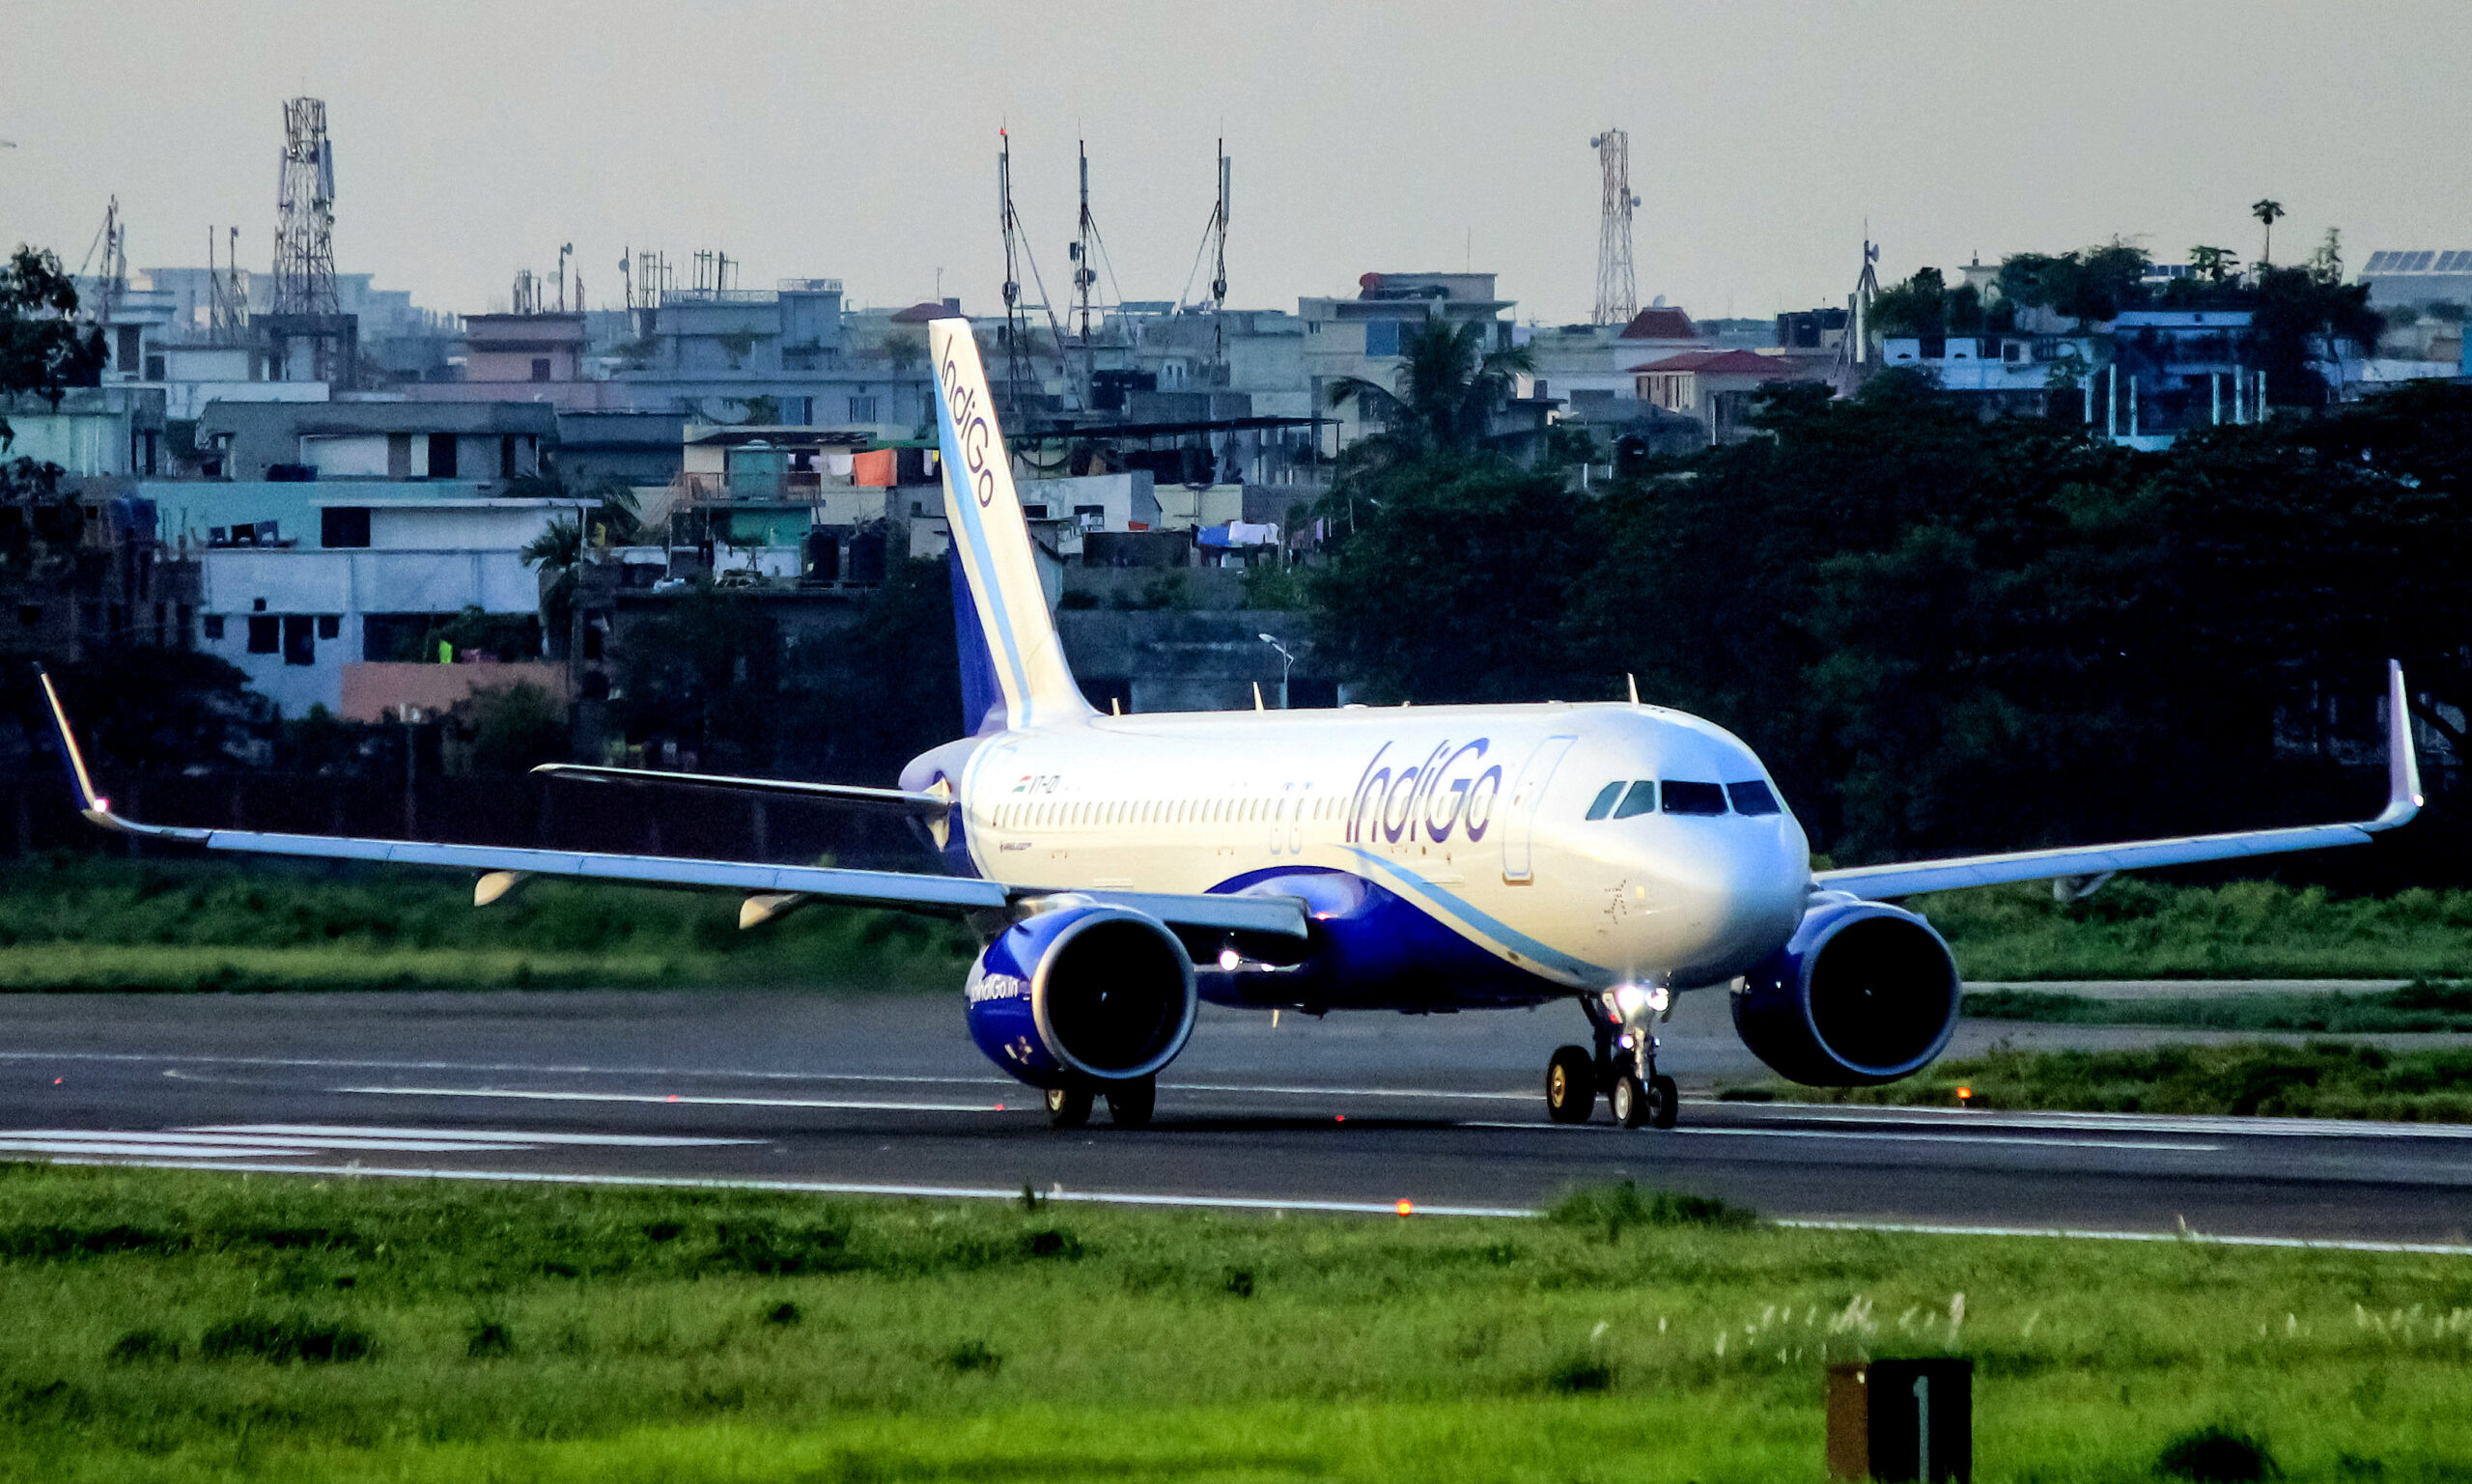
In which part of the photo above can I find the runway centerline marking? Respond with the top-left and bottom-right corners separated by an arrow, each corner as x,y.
1458,1121 -> 2221,1152
186,1124 -> 761,1148
330,1086 -> 1006,1113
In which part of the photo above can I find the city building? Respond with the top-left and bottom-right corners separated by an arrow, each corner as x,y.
200,401 -> 556,483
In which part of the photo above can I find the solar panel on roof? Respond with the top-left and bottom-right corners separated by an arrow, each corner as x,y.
2435,252 -> 2456,272
2366,252 -> 2391,272
2411,251 -> 2437,271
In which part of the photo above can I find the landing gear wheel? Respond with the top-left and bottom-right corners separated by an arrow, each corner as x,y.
1546,1045 -> 1597,1124
1105,1077 -> 1156,1128
1646,1073 -> 1679,1130
1045,1084 -> 1094,1129
1610,1073 -> 1648,1129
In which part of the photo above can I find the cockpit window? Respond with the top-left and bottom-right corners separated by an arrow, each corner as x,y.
1585,782 -> 1623,821
1660,780 -> 1728,816
1728,780 -> 1782,816
1612,780 -> 1658,819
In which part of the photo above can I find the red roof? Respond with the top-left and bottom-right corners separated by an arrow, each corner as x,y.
1617,307 -> 1700,340
1624,350 -> 1793,376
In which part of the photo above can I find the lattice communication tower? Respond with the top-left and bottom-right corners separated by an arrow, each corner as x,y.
271,98 -> 338,316
1589,129 -> 1640,325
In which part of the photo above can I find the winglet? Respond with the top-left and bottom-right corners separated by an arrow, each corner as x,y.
33,665 -> 205,841
2373,658 -> 2423,831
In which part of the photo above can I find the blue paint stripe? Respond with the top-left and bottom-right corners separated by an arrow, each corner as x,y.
933,384 -> 1034,719
1343,848 -> 1607,983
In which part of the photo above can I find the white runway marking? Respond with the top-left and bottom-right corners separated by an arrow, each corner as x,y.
1458,1120 -> 2221,1153
0,1126 -> 763,1162
331,1086 -> 1005,1113
187,1124 -> 761,1148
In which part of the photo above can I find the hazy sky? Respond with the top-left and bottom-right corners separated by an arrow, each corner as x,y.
5,2 -> 2467,326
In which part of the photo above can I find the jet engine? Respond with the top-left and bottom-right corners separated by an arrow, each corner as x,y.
1730,896 -> 1959,1086
964,901 -> 1197,1089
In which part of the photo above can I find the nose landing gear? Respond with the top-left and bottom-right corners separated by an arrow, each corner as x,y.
1544,991 -> 1678,1129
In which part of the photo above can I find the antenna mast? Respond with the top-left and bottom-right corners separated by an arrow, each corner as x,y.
271,98 -> 338,317
1072,139 -> 1098,409
1210,140 -> 1230,374
998,130 -> 1031,413
1588,128 -> 1638,325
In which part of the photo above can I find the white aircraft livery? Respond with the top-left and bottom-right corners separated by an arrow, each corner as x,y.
42,318 -> 2424,1131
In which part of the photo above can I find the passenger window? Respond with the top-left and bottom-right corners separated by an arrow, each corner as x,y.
1586,782 -> 1623,821
1612,781 -> 1657,820
1662,780 -> 1728,816
1728,781 -> 1782,816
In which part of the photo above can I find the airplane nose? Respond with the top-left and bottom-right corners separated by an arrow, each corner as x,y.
1663,821 -> 1808,979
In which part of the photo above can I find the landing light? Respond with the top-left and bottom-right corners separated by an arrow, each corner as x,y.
1612,983 -> 1670,1021
1218,946 -> 1241,971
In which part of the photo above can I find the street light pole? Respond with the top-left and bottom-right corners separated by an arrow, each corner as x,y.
1256,632 -> 1296,709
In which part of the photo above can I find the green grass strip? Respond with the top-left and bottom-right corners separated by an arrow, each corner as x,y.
0,1165 -> 2463,1481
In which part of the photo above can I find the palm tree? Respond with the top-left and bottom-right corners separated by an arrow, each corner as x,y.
520,516 -> 585,656
2187,245 -> 2238,285
2252,200 -> 2286,266
1324,318 -> 1537,457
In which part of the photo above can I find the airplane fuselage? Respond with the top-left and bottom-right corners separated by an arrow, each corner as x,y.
931,700 -> 1812,1008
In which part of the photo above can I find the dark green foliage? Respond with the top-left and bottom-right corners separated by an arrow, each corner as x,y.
941,1339 -> 1001,1374
103,1330 -> 178,1364
0,245 -> 106,451
763,1302 -> 801,1326
1546,1182 -> 1756,1243
1966,983 -> 2472,1035
1312,459 -> 1596,704
2157,1425 -> 2280,1482
1222,1267 -> 1254,1298
1544,1353 -> 1615,1393
463,681 -> 569,774
465,1321 -> 515,1358
198,1314 -> 373,1364
707,1218 -> 858,1276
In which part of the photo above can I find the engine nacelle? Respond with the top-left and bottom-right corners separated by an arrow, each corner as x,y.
965,901 -> 1197,1089
1731,896 -> 1959,1086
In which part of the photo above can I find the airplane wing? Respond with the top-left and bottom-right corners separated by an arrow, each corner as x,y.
1815,660 -> 2423,902
34,669 -> 1305,941
531,763 -> 952,818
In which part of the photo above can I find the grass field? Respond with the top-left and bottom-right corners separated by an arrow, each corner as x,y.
0,1166 -> 2462,1482
1748,1040 -> 2472,1121
1922,878 -> 2472,981
0,856 -> 973,992
1965,982 -> 2472,1034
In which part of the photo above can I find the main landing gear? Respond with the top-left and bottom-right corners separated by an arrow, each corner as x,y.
1545,991 -> 1677,1130
1045,1077 -> 1156,1130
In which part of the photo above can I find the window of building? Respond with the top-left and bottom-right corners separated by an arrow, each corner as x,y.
1021,504 -> 1049,519
201,614 -> 223,640
316,615 -> 340,640
320,507 -> 372,548
1586,782 -> 1623,821
848,395 -> 878,422
1727,781 -> 1782,816
427,433 -> 458,479
14,604 -> 38,628
499,435 -> 518,479
530,358 -> 552,382
1612,781 -> 1657,820
144,352 -> 165,381
1660,780 -> 1728,816
246,615 -> 278,653
283,615 -> 316,666
1364,320 -> 1402,357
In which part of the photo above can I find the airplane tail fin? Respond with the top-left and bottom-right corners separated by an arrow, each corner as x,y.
928,318 -> 1093,732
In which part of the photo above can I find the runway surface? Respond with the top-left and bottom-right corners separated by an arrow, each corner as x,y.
1,988 -> 2466,1248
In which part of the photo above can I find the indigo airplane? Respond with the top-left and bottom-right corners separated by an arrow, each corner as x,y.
42,319 -> 2423,1131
